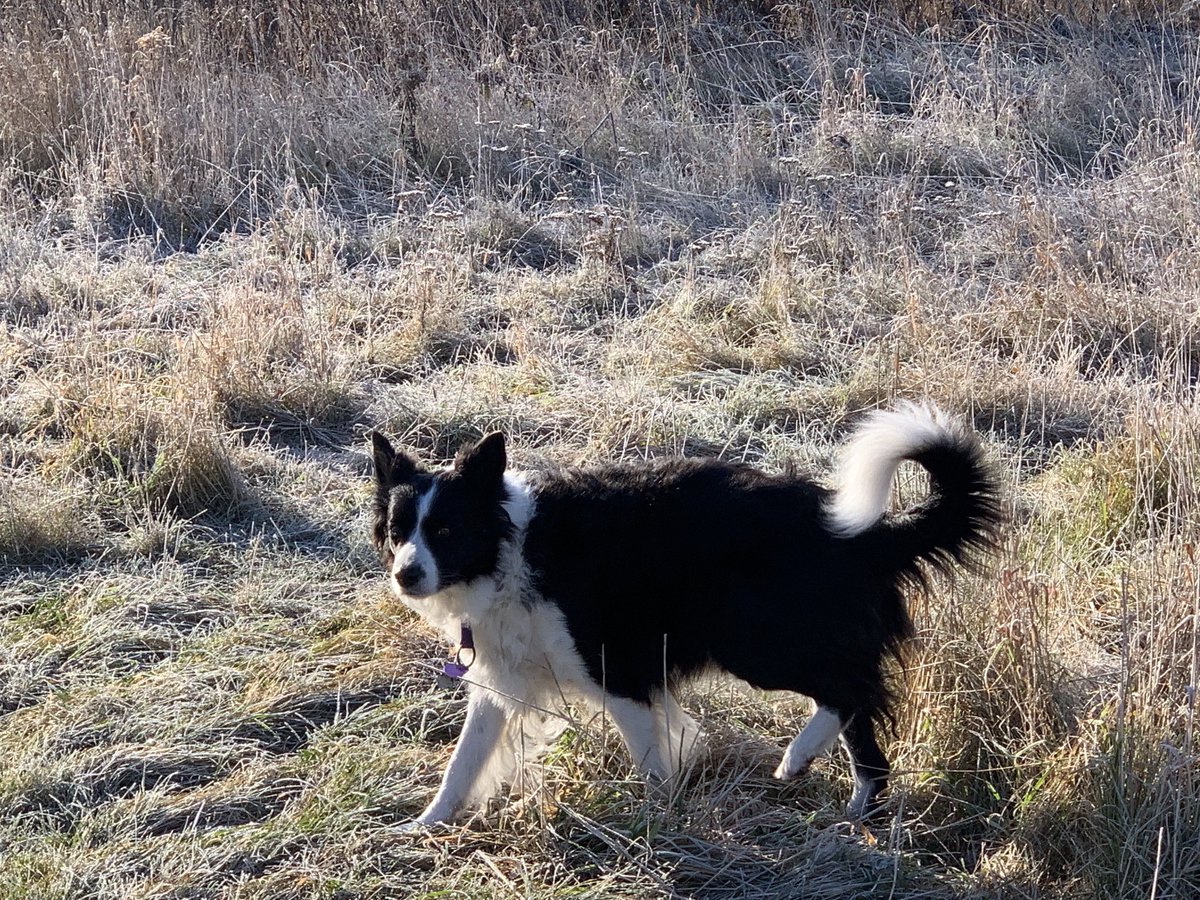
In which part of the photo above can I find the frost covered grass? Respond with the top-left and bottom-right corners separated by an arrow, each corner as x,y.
1,2 -> 1198,897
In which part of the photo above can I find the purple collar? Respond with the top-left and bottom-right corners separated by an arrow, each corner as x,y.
442,623 -> 475,679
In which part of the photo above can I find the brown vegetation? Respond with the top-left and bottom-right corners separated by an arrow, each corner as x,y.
1,2 -> 1198,897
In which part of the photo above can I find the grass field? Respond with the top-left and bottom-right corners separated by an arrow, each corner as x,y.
2,2 -> 1199,897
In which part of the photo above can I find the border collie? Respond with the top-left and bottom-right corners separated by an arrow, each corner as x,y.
371,404 -> 1001,827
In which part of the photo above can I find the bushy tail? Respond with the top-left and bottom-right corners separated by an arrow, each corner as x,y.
827,403 -> 1003,585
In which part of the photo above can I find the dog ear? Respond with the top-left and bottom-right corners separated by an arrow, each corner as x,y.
371,432 -> 418,551
456,432 -> 506,485
371,431 -> 417,488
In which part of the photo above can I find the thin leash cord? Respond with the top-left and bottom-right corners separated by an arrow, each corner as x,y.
411,659 -> 587,730
412,659 -> 1030,781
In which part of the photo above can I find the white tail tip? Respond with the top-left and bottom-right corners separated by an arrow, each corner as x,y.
826,402 -> 962,537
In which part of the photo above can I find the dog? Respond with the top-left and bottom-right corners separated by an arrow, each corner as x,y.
370,403 -> 1001,828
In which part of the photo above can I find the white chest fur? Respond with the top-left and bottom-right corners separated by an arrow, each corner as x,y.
399,472 -> 595,712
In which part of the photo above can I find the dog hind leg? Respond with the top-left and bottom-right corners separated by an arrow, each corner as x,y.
606,694 -> 670,779
839,711 -> 890,821
653,689 -> 702,777
773,704 -> 842,780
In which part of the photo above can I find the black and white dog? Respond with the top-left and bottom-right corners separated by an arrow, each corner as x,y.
371,404 -> 1001,827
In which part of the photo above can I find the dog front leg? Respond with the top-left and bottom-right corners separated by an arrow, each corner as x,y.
413,689 -> 507,826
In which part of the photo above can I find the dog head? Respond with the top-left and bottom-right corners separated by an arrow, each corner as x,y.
370,431 -> 513,600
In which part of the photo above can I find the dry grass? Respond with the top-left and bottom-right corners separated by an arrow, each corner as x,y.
2,2 -> 1200,897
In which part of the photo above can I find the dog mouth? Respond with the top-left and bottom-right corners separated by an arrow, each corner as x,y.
391,578 -> 438,601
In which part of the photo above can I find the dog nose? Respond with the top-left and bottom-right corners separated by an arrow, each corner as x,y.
396,564 -> 425,592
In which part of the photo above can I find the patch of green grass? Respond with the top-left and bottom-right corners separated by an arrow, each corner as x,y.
1029,433 -> 1178,569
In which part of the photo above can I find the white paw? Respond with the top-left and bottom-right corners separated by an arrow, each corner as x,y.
773,751 -> 814,781
397,815 -> 446,835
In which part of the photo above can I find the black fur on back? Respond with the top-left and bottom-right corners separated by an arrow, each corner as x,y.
522,437 -> 1000,730
525,458 -> 890,724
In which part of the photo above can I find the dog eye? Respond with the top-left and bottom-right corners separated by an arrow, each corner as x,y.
436,526 -> 451,538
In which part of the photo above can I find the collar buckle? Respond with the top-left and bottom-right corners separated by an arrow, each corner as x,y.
442,623 -> 475,679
